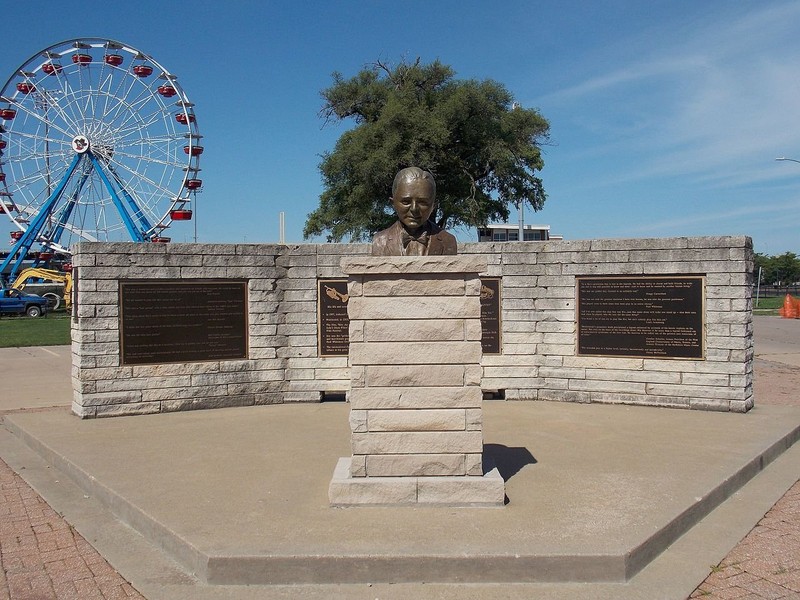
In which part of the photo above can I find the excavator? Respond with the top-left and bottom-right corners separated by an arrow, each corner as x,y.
8,267 -> 73,310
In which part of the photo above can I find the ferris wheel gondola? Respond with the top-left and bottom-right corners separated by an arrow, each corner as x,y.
0,38 -> 203,282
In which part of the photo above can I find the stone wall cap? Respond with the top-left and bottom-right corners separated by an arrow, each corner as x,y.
341,256 -> 488,275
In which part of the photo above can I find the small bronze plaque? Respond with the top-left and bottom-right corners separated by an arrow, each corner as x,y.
577,276 -> 704,359
480,277 -> 502,354
318,279 -> 350,356
120,280 -> 248,365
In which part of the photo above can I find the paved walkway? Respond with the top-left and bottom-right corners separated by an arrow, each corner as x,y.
0,456 -> 144,600
0,316 -> 798,599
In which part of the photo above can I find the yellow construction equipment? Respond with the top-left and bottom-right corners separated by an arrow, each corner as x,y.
10,268 -> 73,310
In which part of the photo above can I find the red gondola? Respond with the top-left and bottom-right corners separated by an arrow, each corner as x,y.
0,172 -> 6,182
39,252 -> 54,261
0,140 -> 6,150
10,231 -> 23,240
104,54 -> 123,66
185,179 -> 202,190
183,145 -> 204,156
175,112 -> 195,124
62,263 -> 73,272
157,85 -> 177,98
170,209 -> 193,221
72,53 -> 92,65
16,82 -> 35,94
42,62 -> 63,75
0,109 -> 16,120
133,65 -> 153,77
151,236 -> 171,243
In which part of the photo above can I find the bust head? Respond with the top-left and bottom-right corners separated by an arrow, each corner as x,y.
391,167 -> 436,233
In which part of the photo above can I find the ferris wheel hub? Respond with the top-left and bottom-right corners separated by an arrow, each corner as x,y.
71,135 -> 89,154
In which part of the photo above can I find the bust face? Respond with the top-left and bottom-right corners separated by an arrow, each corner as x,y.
391,177 -> 435,232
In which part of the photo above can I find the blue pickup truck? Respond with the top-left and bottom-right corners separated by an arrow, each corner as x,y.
0,288 -> 49,317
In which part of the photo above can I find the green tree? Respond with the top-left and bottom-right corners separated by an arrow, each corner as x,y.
304,59 -> 550,242
754,252 -> 800,285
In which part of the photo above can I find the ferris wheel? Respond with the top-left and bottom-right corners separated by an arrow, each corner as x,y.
0,37 -> 202,281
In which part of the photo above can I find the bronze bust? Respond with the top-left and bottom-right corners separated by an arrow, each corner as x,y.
371,167 -> 457,256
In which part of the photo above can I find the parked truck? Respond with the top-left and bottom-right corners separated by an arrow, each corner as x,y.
0,287 -> 49,317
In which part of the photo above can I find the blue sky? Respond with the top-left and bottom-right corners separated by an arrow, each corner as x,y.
2,1 -> 799,255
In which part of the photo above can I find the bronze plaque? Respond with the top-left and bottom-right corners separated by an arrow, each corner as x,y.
480,277 -> 502,354
120,280 -> 248,365
318,279 -> 350,356
577,276 -> 704,359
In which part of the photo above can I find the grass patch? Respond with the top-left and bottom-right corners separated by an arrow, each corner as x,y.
754,296 -> 788,310
0,312 -> 71,348
754,295 -> 793,316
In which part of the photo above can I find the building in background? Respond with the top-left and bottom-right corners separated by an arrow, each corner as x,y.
477,224 -> 561,242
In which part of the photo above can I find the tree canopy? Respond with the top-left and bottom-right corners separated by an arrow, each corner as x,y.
303,59 -> 551,242
755,252 -> 800,285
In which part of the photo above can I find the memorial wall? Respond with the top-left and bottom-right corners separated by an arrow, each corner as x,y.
71,236 -> 753,418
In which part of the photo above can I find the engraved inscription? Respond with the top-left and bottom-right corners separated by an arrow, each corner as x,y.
577,276 -> 704,359
318,279 -> 350,356
120,280 -> 248,365
480,277 -> 502,354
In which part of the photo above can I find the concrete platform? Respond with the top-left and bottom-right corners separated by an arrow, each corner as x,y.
2,399 -> 799,595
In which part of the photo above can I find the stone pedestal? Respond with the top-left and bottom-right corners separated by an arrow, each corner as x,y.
328,256 -> 505,507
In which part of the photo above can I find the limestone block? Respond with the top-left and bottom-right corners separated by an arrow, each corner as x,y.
350,341 -> 481,366
569,380 -> 646,394
72,401 -> 93,418
349,386 -> 483,410
465,453 -> 483,476
161,395 -> 254,412
465,409 -> 482,431
563,356 -> 644,370
351,431 -> 483,455
80,390 -> 143,406
351,366 -> 366,388
96,375 -> 190,393
465,365 -> 482,386
276,253 -> 318,267
77,366 -> 132,382
366,454 -> 466,476
314,367 -> 350,380
349,320 -> 365,343
132,361 -> 220,377
286,266 -> 317,279
482,365 -> 539,379
253,392 -> 284,405
365,365 -> 465,387
349,410 -> 367,433
348,296 -> 480,321
583,368 -> 679,384
329,478 -> 418,507
416,470 -> 505,506
681,373 -> 729,387
367,409 -> 466,432
93,402 -> 160,418
688,398 -> 729,411
537,389 -> 591,403
362,276 -> 466,297
350,455 -> 367,477
363,319 -> 467,343
645,383 -> 742,400
465,319 -> 482,341
341,255 -> 487,276
283,289 -> 316,302
228,379 -> 283,395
